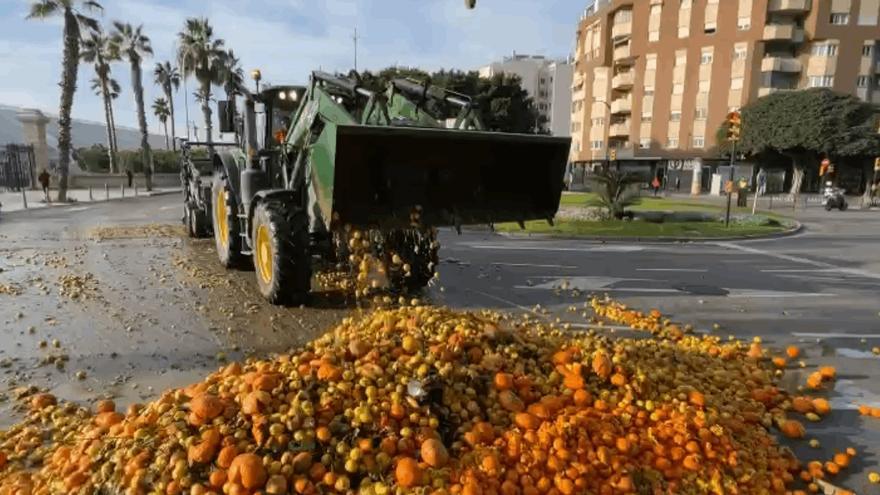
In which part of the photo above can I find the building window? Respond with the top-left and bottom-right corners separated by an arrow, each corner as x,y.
700,52 -> 713,65
670,111 -> 682,122
830,13 -> 849,25
693,136 -> 705,148
649,31 -> 660,42
591,140 -> 604,150
737,17 -> 751,30
695,107 -> 708,120
673,83 -> 684,95
698,80 -> 710,92
641,113 -> 652,123
731,77 -> 744,90
592,117 -> 605,126
540,78 -> 546,85
808,75 -> 834,87
863,45 -> 874,57
734,47 -> 748,61
639,138 -> 652,149
857,75 -> 870,87
811,43 -> 838,56
646,55 -> 657,70
644,88 -> 655,96
666,138 -> 679,148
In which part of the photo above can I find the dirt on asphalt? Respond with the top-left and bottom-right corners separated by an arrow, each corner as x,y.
0,223 -> 349,428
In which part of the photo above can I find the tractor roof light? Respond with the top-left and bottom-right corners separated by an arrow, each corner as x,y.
278,91 -> 287,100
288,90 -> 298,102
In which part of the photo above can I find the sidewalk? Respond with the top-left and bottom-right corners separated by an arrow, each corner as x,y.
0,186 -> 180,214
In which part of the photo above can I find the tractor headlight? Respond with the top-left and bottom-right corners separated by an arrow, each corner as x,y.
278,91 -> 287,100
288,90 -> 298,102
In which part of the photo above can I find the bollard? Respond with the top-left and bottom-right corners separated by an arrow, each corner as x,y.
89,186 -> 93,201
105,183 -> 109,201
134,182 -> 138,196
121,183 -> 125,198
21,188 -> 27,209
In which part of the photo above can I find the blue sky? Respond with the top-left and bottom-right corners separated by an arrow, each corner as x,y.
0,0 -> 588,137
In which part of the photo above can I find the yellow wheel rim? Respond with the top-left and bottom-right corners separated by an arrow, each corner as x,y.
216,188 -> 228,247
255,224 -> 273,284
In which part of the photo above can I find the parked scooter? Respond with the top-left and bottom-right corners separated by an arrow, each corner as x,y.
823,181 -> 848,211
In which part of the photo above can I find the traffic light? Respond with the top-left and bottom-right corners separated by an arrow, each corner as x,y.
726,111 -> 742,142
610,148 -> 617,161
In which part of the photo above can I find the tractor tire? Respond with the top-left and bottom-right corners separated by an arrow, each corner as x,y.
251,200 -> 312,305
212,175 -> 246,268
385,229 -> 439,293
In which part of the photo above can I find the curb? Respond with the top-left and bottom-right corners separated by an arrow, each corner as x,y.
494,221 -> 804,244
0,189 -> 181,217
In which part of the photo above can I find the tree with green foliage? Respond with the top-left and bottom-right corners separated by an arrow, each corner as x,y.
357,67 -> 544,133
27,0 -> 103,201
717,89 -> 880,195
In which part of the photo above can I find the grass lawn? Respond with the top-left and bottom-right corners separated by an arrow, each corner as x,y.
559,192 -> 789,218
498,192 -> 793,238
495,219 -> 787,238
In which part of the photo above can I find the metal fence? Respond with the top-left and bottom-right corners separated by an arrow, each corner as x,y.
0,144 -> 36,191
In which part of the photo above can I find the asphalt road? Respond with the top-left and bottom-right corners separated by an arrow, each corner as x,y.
1,196 -> 879,490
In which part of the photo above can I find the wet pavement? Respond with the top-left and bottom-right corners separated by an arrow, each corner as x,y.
1,196 -> 879,490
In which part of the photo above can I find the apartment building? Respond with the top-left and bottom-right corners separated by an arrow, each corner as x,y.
479,54 -> 574,136
571,0 -> 880,190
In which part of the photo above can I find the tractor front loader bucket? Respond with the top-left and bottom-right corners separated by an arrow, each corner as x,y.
327,125 -> 570,229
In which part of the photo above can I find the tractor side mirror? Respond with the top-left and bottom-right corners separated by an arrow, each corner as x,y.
218,100 -> 235,134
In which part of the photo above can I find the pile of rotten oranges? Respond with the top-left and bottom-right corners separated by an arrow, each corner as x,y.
0,298 -> 869,494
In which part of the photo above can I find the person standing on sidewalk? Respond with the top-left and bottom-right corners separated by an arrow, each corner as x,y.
38,169 -> 51,203
126,169 -> 133,188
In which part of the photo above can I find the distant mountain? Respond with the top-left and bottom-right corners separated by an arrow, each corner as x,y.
0,105 -> 165,160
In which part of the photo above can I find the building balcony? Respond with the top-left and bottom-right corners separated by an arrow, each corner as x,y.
758,86 -> 795,97
610,97 -> 632,114
761,56 -> 802,73
611,72 -> 634,89
608,121 -> 631,137
762,24 -> 803,42
611,21 -> 632,41
613,44 -> 635,65
767,0 -> 809,13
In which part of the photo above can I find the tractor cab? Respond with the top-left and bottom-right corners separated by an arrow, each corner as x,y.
255,86 -> 307,148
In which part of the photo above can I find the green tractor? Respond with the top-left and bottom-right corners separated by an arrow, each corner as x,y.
210,72 -> 569,304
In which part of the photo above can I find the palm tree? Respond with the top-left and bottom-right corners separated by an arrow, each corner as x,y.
177,18 -> 225,148
220,49 -> 244,101
152,98 -> 171,150
27,0 -> 103,202
153,61 -> 180,150
81,30 -> 118,173
110,21 -> 154,190
89,75 -> 120,170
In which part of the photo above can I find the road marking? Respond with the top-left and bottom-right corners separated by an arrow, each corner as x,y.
491,262 -> 577,269
716,242 -> 880,280
726,289 -> 830,298
68,206 -> 90,212
760,268 -> 833,273
792,332 -> 880,339
463,288 -> 537,314
159,206 -> 177,211
468,244 -> 645,253
516,285 -> 680,294
637,268 -> 708,272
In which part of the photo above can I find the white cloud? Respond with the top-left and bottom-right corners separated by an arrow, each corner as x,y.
1,0 -> 584,134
